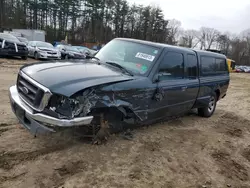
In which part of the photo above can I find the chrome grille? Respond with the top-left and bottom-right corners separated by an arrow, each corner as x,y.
17,71 -> 52,112
47,51 -> 57,55
4,41 -> 15,49
17,44 -> 27,52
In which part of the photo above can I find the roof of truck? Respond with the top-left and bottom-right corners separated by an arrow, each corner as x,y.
194,49 -> 227,59
115,38 -> 194,53
115,38 -> 227,59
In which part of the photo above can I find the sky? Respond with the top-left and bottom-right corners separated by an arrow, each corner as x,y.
127,0 -> 250,34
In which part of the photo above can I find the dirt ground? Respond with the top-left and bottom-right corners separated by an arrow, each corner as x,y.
1,57 -> 250,188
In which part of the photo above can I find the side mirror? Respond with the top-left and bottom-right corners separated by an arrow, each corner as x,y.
153,72 -> 171,83
153,73 -> 161,83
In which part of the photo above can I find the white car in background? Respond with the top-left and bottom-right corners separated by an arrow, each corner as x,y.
27,41 -> 61,60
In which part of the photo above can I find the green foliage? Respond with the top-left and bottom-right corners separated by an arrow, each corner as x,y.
0,0 -> 170,44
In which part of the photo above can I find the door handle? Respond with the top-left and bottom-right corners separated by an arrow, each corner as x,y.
181,86 -> 187,91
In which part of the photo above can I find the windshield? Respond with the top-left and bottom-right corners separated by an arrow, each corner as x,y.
18,37 -> 28,43
66,46 -> 81,53
0,33 -> 20,42
95,39 -> 161,75
36,41 -> 53,48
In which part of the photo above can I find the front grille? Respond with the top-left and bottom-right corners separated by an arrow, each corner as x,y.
17,74 -> 45,109
4,41 -> 15,49
17,44 -> 27,52
47,52 -> 57,55
47,56 -> 58,59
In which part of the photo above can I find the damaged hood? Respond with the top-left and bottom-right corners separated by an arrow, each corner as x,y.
20,60 -> 134,96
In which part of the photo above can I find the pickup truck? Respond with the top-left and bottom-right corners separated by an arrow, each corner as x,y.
0,33 -> 28,59
9,38 -> 230,138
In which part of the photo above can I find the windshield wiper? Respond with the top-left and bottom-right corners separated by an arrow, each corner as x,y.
105,61 -> 133,76
85,55 -> 100,61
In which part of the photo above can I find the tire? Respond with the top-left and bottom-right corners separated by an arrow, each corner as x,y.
198,92 -> 217,118
34,52 -> 39,60
64,55 -> 68,60
21,56 -> 27,60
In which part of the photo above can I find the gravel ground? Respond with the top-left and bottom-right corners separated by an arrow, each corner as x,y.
1,57 -> 250,188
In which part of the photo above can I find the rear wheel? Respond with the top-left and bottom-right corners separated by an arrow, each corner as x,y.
21,56 -> 27,60
198,92 -> 217,118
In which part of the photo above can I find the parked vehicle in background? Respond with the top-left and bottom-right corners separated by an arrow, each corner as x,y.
235,65 -> 250,73
4,29 -> 46,42
0,33 -> 28,59
227,59 -> 236,72
9,38 -> 230,139
72,46 -> 97,56
55,44 -> 86,59
27,41 -> 61,60
17,37 -> 29,45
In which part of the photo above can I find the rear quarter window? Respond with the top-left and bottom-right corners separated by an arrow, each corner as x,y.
215,58 -> 228,72
201,56 -> 228,75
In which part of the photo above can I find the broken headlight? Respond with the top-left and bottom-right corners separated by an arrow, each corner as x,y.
49,94 -> 84,119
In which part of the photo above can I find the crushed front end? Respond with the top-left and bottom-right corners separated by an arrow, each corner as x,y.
9,71 -> 93,135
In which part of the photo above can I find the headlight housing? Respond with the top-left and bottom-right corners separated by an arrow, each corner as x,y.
49,94 -> 84,119
48,89 -> 98,119
69,52 -> 74,56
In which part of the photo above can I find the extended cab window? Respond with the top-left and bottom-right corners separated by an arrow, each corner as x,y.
187,54 -> 198,78
201,56 -> 216,74
201,56 -> 228,75
158,52 -> 184,80
216,58 -> 227,72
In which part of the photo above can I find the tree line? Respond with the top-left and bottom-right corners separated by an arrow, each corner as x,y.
0,0 -> 250,65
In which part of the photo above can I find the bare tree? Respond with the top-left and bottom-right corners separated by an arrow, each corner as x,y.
197,27 -> 220,50
216,32 -> 233,55
167,19 -> 181,45
179,29 -> 199,48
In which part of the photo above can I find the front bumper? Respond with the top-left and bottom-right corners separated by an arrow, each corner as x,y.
0,48 -> 28,57
9,85 -> 93,135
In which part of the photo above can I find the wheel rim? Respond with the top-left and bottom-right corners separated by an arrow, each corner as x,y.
208,96 -> 215,113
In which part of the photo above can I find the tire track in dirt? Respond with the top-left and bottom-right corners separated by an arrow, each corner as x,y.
242,146 -> 250,162
211,150 -> 248,181
0,172 -> 27,183
0,142 -> 76,170
50,161 -> 88,187
0,122 -> 19,127
213,112 -> 250,138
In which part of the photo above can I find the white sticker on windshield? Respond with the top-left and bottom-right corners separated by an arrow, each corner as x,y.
135,52 -> 155,62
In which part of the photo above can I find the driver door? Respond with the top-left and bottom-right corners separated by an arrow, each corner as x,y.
149,51 -> 189,120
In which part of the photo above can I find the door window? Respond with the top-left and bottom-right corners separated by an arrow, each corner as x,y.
158,51 -> 184,80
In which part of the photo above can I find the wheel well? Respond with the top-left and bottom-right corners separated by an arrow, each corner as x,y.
215,89 -> 220,100
90,107 -> 124,122
90,107 -> 136,123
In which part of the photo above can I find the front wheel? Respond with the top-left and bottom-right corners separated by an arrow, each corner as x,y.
34,52 -> 39,60
198,92 -> 217,118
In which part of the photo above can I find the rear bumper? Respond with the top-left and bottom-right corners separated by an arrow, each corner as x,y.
9,85 -> 93,135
